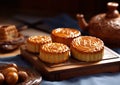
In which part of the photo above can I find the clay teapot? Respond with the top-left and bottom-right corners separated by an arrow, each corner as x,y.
77,2 -> 120,46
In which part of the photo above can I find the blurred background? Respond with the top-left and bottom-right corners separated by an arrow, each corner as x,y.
0,0 -> 120,56
0,0 -> 119,20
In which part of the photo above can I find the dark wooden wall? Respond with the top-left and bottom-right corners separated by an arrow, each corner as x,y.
0,0 -> 120,20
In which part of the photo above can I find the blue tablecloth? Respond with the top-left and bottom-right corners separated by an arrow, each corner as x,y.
0,14 -> 120,85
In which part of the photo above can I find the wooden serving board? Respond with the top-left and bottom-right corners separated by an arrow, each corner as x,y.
20,45 -> 120,81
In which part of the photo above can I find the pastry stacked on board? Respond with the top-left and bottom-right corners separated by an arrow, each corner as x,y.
51,28 -> 81,46
26,36 -> 52,53
40,43 -> 70,63
26,28 -> 104,64
71,36 -> 104,62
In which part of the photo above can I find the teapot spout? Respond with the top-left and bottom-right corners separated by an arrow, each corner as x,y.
76,14 -> 88,31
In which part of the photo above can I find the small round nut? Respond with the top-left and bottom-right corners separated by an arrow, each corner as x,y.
18,71 -> 28,82
8,63 -> 18,69
5,71 -> 18,85
0,73 -> 5,85
2,67 -> 18,76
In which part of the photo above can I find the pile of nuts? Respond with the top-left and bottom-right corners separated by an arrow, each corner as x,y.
0,63 -> 28,85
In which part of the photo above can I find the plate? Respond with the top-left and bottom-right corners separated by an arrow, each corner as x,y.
0,48 -> 20,58
0,33 -> 26,58
0,62 -> 42,85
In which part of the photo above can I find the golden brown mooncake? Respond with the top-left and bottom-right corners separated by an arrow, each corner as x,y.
39,42 -> 70,64
70,36 -> 104,62
51,28 -> 81,46
26,35 -> 52,53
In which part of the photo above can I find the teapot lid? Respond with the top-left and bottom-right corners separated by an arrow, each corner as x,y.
106,2 -> 119,18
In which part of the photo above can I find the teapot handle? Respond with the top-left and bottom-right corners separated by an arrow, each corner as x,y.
106,2 -> 119,18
